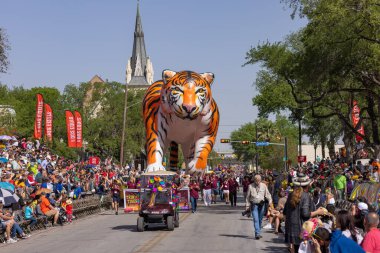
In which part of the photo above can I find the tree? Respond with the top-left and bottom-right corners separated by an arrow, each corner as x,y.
0,28 -> 10,74
245,0 -> 380,158
1,82 -> 146,162
230,116 -> 298,170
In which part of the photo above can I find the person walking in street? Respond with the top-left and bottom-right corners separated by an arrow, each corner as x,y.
222,177 -> 230,205
246,174 -> 273,240
228,176 -> 239,207
111,179 -> 121,215
189,178 -> 200,213
211,174 -> 219,204
202,175 -> 212,206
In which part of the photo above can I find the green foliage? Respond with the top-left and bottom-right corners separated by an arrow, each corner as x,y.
230,116 -> 298,169
245,0 -> 380,157
0,82 -> 145,163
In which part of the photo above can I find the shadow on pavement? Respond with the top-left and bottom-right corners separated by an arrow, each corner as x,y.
111,224 -> 171,232
219,234 -> 251,239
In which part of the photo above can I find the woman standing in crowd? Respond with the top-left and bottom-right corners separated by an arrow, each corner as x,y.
284,173 -> 326,253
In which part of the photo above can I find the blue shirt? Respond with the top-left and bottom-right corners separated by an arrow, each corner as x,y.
25,206 -> 33,219
74,187 -> 82,199
330,230 -> 365,253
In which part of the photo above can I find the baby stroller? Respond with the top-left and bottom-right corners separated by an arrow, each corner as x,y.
58,208 -> 68,224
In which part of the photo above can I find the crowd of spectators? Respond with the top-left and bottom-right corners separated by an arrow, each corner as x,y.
0,136 -> 141,244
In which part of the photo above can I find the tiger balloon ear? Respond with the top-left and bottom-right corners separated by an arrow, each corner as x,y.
200,72 -> 215,85
162,69 -> 177,84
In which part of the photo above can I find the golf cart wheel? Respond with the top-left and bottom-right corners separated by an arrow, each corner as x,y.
137,217 -> 145,232
174,213 -> 179,228
167,216 -> 174,231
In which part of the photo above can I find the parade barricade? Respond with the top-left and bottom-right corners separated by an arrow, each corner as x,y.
0,193 -> 112,243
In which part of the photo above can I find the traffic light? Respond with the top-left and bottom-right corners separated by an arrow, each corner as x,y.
220,139 -> 231,143
241,140 -> 250,145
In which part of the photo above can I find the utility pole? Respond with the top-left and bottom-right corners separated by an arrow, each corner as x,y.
120,83 -> 129,167
298,118 -> 302,167
255,123 -> 259,172
284,137 -> 288,172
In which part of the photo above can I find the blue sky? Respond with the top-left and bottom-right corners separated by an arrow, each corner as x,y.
0,0 -> 307,152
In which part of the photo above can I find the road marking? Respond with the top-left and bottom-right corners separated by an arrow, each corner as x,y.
133,212 -> 191,253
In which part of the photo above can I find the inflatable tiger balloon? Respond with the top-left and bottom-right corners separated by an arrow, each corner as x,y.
143,70 -> 219,175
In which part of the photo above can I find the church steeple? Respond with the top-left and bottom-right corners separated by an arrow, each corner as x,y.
131,2 -> 147,77
126,2 -> 154,87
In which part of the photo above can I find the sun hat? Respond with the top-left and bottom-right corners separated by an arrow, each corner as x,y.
358,202 -> 368,211
293,172 -> 312,186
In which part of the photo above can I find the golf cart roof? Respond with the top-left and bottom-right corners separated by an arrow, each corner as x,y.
141,171 -> 177,176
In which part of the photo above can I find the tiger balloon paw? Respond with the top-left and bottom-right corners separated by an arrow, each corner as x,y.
188,160 -> 206,176
145,163 -> 166,172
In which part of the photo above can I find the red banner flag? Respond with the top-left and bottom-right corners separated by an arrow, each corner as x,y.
74,111 -> 83,148
352,100 -> 365,142
88,156 -> 100,165
44,104 -> 53,142
33,94 -> 44,139
65,111 -> 77,148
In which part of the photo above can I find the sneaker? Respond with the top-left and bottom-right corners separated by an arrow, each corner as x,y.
263,223 -> 273,229
255,235 -> 260,240
6,238 -> 17,244
21,234 -> 31,239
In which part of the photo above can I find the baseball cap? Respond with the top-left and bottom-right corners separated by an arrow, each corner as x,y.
358,202 -> 368,211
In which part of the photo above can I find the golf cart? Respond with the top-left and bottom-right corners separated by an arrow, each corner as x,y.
137,171 -> 179,232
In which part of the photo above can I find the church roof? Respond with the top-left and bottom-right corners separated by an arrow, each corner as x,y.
130,3 -> 147,77
128,76 -> 149,87
89,75 -> 104,84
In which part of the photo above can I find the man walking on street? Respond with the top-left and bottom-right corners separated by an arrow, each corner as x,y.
246,174 -> 273,240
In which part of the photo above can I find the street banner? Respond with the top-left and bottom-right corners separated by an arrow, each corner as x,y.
74,111 -> 82,148
297,156 -> 307,163
33,94 -> 44,139
44,104 -> 53,142
88,156 -> 100,165
65,111 -> 76,148
123,189 -> 140,212
352,100 -> 365,142
176,188 -> 190,212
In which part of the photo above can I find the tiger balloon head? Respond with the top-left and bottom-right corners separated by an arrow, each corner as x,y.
161,70 -> 214,120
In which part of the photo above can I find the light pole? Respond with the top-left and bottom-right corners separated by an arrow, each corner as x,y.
120,83 -> 129,167
255,123 -> 259,172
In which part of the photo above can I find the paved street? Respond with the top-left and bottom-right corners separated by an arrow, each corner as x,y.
1,198 -> 286,253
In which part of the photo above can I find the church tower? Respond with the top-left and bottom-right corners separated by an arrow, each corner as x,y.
126,3 -> 154,88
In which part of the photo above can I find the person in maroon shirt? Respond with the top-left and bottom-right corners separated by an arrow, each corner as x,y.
221,178 -> 230,205
111,179 -> 121,215
203,175 -> 212,206
241,176 -> 251,217
189,178 -> 200,213
228,176 -> 239,207
211,174 -> 219,204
